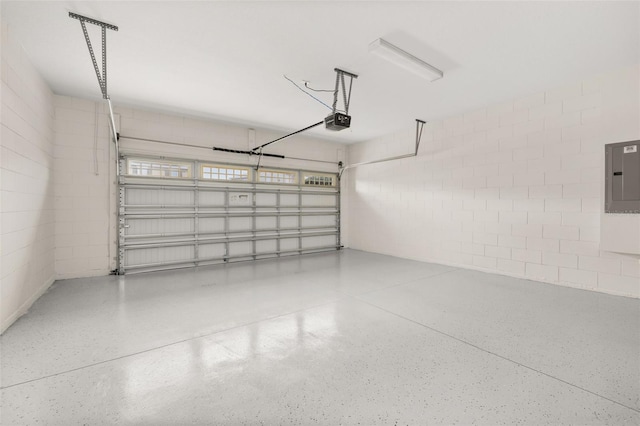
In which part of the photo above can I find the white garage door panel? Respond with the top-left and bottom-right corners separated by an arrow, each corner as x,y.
229,241 -> 253,256
301,235 -> 336,249
279,238 -> 300,251
302,215 -> 336,228
301,194 -> 336,207
198,217 -> 225,233
229,217 -> 252,231
279,216 -> 299,229
280,194 -> 299,206
198,243 -> 226,259
118,156 -> 340,273
256,216 -> 277,230
126,188 -> 194,206
126,217 -> 194,236
229,192 -> 252,206
199,191 -> 225,206
256,239 -> 277,253
125,245 -> 195,268
256,193 -> 277,206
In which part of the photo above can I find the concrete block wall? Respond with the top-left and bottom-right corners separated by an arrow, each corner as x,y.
1,20 -> 55,332
346,64 -> 640,298
53,96 -> 114,279
51,99 -> 345,279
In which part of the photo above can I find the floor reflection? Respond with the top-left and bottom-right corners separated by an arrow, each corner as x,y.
120,305 -> 337,419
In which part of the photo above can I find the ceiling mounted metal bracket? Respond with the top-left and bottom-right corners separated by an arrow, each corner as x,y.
415,119 -> 426,155
332,68 -> 358,115
69,12 -> 118,99
338,118 -> 427,179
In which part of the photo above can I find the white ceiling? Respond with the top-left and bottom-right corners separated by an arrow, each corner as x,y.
2,1 -> 639,144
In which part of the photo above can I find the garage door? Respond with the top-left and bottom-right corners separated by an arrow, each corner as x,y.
117,156 -> 340,274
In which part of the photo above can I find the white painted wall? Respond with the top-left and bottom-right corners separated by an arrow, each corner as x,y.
346,64 -> 640,298
1,20 -> 55,332
53,96 -> 114,279
52,98 -> 345,279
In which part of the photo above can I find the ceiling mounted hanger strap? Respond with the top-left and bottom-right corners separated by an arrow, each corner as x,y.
331,68 -> 358,114
415,119 -> 426,155
340,73 -> 348,114
69,12 -> 118,31
70,11 -> 120,178
344,73 -> 353,115
332,72 -> 340,114
79,19 -> 106,98
69,12 -> 118,99
102,26 -> 108,97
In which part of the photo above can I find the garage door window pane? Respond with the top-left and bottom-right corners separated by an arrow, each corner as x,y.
258,169 -> 297,184
201,165 -> 250,181
303,174 -> 335,187
128,160 -> 191,178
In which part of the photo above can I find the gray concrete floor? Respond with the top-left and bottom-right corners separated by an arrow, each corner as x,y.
1,249 -> 639,425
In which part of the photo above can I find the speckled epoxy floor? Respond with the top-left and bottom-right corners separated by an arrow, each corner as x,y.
1,250 -> 639,425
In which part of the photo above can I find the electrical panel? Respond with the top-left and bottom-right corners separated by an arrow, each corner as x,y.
605,140 -> 640,213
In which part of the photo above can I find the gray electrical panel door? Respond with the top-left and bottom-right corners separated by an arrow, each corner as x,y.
605,141 -> 640,213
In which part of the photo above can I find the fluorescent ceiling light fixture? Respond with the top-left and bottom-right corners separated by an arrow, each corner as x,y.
369,38 -> 443,82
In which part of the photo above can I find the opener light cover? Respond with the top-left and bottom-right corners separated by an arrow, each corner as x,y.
369,38 -> 443,82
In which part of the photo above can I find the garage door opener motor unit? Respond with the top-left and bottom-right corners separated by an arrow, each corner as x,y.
325,68 -> 357,131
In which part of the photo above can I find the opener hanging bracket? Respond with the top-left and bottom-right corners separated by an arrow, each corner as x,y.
69,12 -> 118,99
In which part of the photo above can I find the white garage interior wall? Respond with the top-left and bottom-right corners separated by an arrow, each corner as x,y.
345,64 -> 640,298
1,21 -> 55,332
53,96 -> 114,279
